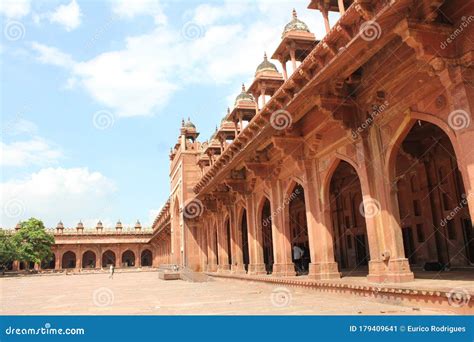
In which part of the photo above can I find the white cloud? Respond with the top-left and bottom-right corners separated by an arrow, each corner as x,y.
31,0 -> 329,117
0,137 -> 62,167
111,0 -> 167,25
1,167 -> 117,228
0,0 -> 31,19
191,1 -> 249,26
3,117 -> 37,136
49,0 -> 82,31
31,42 -> 75,68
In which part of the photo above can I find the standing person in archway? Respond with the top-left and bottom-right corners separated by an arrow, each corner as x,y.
109,264 -> 115,279
293,244 -> 304,275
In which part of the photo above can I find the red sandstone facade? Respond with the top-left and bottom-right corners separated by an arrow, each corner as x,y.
164,0 -> 474,283
11,0 -> 474,284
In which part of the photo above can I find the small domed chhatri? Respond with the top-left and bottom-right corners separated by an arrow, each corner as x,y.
183,117 -> 196,129
235,84 -> 255,105
282,9 -> 311,37
255,52 -> 278,75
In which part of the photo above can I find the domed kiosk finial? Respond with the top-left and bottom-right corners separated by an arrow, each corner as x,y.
255,52 -> 279,75
235,83 -> 255,105
282,8 -> 310,37
184,118 -> 196,129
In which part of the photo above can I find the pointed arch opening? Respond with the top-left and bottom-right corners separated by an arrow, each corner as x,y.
82,250 -> 96,269
62,251 -> 76,269
288,183 -> 310,275
329,160 -> 369,275
172,196 -> 182,265
141,249 -> 153,267
41,254 -> 55,270
392,120 -> 473,267
225,217 -> 232,266
214,225 -> 219,266
240,209 -> 250,272
260,197 -> 274,274
102,250 -> 116,268
122,250 -> 135,267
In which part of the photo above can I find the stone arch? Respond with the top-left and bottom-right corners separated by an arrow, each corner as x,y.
172,195 -> 181,264
122,250 -> 135,267
387,119 -> 473,266
102,250 -> 116,267
61,251 -> 76,269
41,254 -> 55,270
213,222 -> 219,266
82,250 -> 97,269
141,249 -> 153,267
258,196 -> 274,274
284,179 -> 310,275
385,112 -> 460,186
322,155 -> 360,208
237,205 -> 250,271
327,159 -> 370,274
287,175 -> 306,193
223,214 -> 232,266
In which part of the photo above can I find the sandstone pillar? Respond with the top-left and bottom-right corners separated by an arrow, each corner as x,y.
359,131 -> 414,283
439,65 -> 474,220
206,222 -> 218,272
217,214 -> 230,271
269,179 -> 295,277
229,205 -> 245,274
76,250 -> 82,270
245,194 -> 266,274
303,159 -> 341,279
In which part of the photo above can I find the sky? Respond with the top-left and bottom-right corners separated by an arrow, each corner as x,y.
0,0 -> 338,229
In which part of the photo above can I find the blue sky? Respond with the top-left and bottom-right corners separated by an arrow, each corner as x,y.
1,0 -> 337,229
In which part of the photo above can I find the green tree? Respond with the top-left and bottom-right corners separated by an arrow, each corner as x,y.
0,230 -> 17,274
12,218 -> 54,269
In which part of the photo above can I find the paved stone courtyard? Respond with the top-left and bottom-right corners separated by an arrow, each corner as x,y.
0,271 -> 450,315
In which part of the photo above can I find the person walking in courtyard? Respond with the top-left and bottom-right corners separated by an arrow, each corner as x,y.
109,264 -> 115,279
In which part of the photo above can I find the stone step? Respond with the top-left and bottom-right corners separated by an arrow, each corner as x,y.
180,268 -> 211,282
207,272 -> 474,314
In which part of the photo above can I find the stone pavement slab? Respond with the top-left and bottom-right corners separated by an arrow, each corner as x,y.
0,272 -> 451,315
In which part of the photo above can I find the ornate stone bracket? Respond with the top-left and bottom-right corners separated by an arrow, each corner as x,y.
315,94 -> 357,131
394,19 -> 452,65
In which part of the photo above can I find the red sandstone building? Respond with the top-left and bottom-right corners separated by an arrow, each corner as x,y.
9,0 -> 474,284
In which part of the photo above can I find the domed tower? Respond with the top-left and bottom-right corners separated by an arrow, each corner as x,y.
76,220 -> 84,233
226,84 -> 257,134
248,52 -> 284,109
56,221 -> 64,234
180,117 -> 199,142
255,52 -> 279,76
169,116 -> 205,268
234,84 -> 255,106
203,127 -> 224,165
96,220 -> 103,233
215,116 -> 237,152
115,220 -> 123,232
271,9 -> 316,79
134,220 -> 142,232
